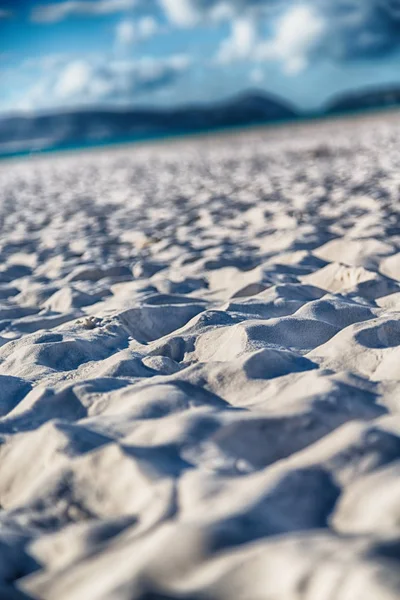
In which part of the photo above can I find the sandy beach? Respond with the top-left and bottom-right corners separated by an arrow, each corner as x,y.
0,113 -> 400,599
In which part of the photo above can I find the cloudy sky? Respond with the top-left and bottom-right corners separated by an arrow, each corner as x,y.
1,0 -> 400,115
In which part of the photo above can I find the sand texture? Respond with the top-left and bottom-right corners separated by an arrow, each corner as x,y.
0,116 -> 400,599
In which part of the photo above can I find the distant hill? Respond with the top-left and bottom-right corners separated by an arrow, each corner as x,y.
326,86 -> 400,115
0,91 -> 298,157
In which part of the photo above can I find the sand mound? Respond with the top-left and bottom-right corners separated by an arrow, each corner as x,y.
0,115 -> 400,599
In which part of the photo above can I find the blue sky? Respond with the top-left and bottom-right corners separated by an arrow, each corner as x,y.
1,0 -> 400,115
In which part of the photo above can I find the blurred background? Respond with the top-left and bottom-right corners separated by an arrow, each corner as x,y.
2,0 -> 400,156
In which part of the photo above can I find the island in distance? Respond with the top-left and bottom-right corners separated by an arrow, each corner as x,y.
326,84 -> 400,115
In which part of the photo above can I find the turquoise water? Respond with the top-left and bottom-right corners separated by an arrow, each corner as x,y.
0,117 -> 298,161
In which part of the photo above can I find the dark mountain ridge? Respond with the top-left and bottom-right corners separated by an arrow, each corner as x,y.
326,84 -> 400,114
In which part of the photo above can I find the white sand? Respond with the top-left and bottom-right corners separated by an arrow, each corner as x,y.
0,115 -> 400,599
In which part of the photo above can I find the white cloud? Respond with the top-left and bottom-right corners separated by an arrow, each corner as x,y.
32,0 -> 138,23
116,20 -> 137,45
256,4 -> 326,74
159,0 -> 243,26
19,54 -> 191,110
117,54 -> 191,95
158,0 -> 400,67
138,16 -> 159,38
116,16 -> 159,46
213,3 -> 325,72
159,0 -> 280,27
0,9 -> 12,19
216,17 -> 257,63
158,0 -> 200,27
54,61 -> 100,98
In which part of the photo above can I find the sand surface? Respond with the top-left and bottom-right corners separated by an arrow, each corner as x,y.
0,115 -> 400,599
